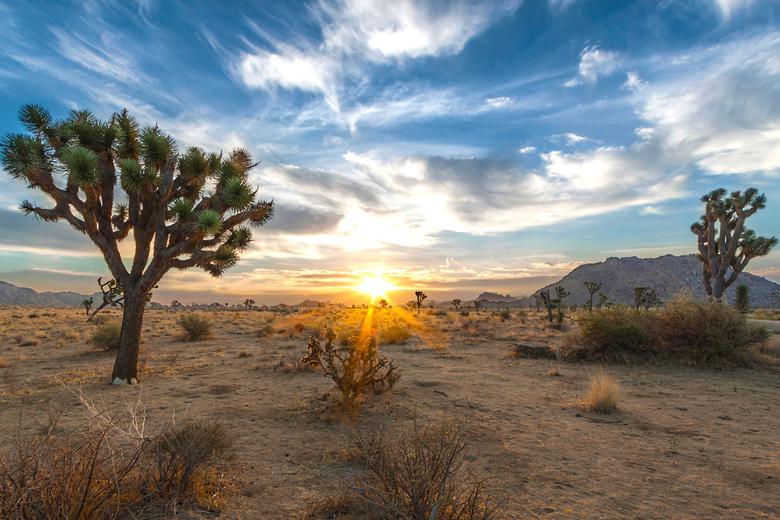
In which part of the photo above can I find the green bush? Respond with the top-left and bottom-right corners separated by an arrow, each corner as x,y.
657,294 -> 768,364
499,310 -> 511,320
178,314 -> 212,342
91,322 -> 121,351
574,307 -> 652,360
570,294 -> 768,365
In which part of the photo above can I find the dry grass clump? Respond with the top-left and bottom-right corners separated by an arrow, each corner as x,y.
305,419 -> 499,519
178,313 -> 212,342
582,370 -> 620,414
380,323 -> 412,344
749,309 -> 780,321
91,321 -> 122,351
0,404 -> 235,519
302,325 -> 399,410
568,294 -> 769,365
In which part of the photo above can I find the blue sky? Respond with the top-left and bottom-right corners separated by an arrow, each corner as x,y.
0,0 -> 779,304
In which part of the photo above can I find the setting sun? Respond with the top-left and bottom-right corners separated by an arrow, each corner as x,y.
355,275 -> 396,301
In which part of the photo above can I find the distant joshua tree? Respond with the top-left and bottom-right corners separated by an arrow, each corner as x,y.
414,291 -> 427,314
583,281 -> 602,312
451,298 -> 462,311
378,298 -> 388,309
1,105 -> 274,383
691,188 -> 776,300
81,297 -> 94,316
243,298 -> 255,311
553,285 -> 569,323
634,287 -> 661,309
735,284 -> 749,313
538,289 -> 554,323
597,291 -> 609,309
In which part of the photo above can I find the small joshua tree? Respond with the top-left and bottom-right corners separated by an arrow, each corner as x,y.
597,291 -> 609,309
243,298 -> 255,311
1,105 -> 273,384
553,285 -> 569,323
634,287 -> 661,309
451,298 -> 462,311
414,291 -> 427,314
302,325 -> 399,409
378,298 -> 388,309
81,297 -> 93,316
538,289 -> 554,323
735,284 -> 749,313
584,281 -> 602,312
691,188 -> 776,300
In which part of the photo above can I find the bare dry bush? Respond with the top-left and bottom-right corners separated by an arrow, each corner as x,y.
302,325 -> 399,409
343,419 -> 500,519
0,396 -> 235,519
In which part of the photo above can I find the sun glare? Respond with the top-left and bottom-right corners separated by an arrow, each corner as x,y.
356,275 -> 395,301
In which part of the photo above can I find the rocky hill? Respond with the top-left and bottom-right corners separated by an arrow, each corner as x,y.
0,280 -> 93,307
532,254 -> 780,308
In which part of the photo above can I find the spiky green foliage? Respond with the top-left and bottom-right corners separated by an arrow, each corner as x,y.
691,188 -> 777,299
414,291 -> 427,314
0,104 -> 274,383
584,281 -> 602,312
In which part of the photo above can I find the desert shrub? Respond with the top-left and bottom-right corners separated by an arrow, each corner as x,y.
459,310 -> 470,317
302,325 -> 399,409
178,314 -> 212,341
0,408 -> 234,519
582,370 -> 620,413
433,309 -> 448,317
570,295 -> 768,365
572,306 -> 653,361
499,309 -> 511,321
150,420 -> 234,508
381,323 -> 412,344
349,419 -> 499,519
257,323 -> 274,337
91,321 -> 122,351
656,294 -> 768,364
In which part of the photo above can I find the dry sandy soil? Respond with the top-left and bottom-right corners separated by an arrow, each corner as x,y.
1,305 -> 779,519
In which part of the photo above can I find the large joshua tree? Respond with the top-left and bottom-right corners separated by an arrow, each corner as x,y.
691,188 -> 776,300
1,105 -> 273,384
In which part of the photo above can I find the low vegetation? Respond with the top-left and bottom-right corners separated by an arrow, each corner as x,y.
380,323 -> 413,344
566,294 -> 769,365
302,325 -> 399,410
582,370 -> 620,414
0,405 -> 234,518
91,321 -> 121,351
178,313 -> 212,342
306,419 -> 499,519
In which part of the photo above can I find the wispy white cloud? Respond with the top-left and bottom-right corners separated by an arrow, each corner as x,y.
565,45 -> 621,87
637,32 -> 780,175
235,1 -> 520,110
709,0 -> 757,20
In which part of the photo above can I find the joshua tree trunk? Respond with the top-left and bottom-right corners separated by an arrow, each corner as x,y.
111,288 -> 146,384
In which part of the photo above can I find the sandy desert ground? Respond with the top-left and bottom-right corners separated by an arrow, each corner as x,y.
1,305 -> 779,519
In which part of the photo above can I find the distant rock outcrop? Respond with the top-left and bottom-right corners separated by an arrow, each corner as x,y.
532,254 -> 780,308
475,292 -> 516,303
